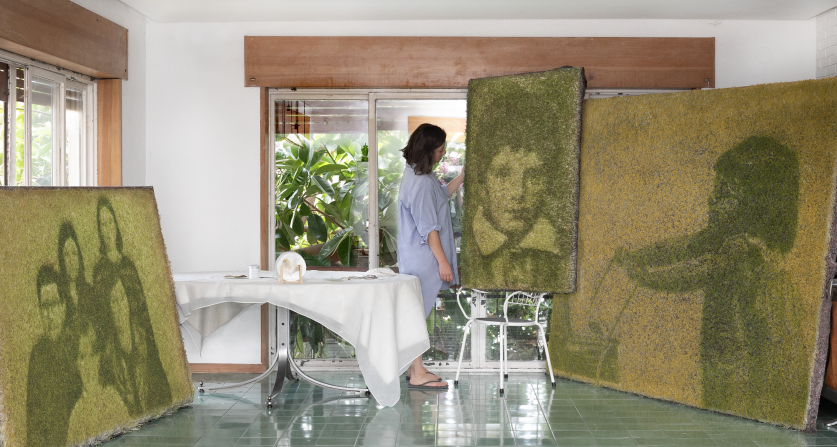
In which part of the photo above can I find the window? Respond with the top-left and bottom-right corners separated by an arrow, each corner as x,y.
269,88 -> 679,371
0,50 -> 95,187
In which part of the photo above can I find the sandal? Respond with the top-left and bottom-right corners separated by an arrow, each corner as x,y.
406,373 -> 442,382
408,380 -> 449,390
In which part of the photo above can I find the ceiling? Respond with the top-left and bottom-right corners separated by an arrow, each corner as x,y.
121,0 -> 837,22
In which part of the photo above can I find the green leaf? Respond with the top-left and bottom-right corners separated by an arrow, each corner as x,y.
298,251 -> 330,267
352,221 -> 368,247
337,183 -> 353,202
308,214 -> 328,243
319,201 -> 347,228
300,315 -> 315,341
319,228 -> 352,261
298,205 -> 311,217
338,236 -> 355,267
312,164 -> 345,175
290,213 -> 304,236
278,221 -> 296,248
305,226 -> 318,245
352,179 -> 369,198
280,209 -> 293,226
276,232 -> 290,251
310,175 -> 335,198
314,324 -> 324,349
310,149 -> 326,166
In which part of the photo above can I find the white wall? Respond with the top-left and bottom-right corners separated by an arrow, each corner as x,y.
818,7 -> 837,78
146,18 -> 816,275
144,19 -> 815,364
71,0 -> 148,187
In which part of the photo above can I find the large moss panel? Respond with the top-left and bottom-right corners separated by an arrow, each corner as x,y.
462,67 -> 585,293
548,77 -> 837,431
0,187 -> 193,447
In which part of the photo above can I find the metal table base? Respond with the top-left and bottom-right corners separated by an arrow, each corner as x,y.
197,307 -> 370,406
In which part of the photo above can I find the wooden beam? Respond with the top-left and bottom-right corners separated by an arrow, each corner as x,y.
261,87 -> 270,270
0,0 -> 128,79
97,78 -> 121,186
244,36 -> 714,90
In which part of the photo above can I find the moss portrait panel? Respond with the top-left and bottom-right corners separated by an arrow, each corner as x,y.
462,67 -> 585,293
548,77 -> 837,431
0,187 -> 193,447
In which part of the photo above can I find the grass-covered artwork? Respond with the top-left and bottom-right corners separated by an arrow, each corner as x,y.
0,187 -> 193,446
548,77 -> 837,431
462,67 -> 585,293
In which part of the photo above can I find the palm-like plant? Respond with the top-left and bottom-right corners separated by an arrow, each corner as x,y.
275,134 -> 368,266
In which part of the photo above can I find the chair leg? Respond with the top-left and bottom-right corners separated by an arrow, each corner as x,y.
537,323 -> 556,387
499,324 -> 505,395
454,321 -> 472,386
503,325 -> 509,379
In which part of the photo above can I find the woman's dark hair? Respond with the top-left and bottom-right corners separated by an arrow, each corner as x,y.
402,123 -> 446,175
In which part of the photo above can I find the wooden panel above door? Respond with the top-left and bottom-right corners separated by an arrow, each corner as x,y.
0,0 -> 128,79
244,36 -> 714,90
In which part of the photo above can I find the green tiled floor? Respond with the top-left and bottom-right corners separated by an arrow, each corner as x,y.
101,372 -> 837,446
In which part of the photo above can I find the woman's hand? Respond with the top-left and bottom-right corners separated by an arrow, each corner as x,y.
447,167 -> 465,196
428,230 -> 454,282
438,261 -> 453,283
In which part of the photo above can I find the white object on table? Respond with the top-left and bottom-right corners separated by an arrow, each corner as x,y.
248,264 -> 260,280
173,269 -> 429,407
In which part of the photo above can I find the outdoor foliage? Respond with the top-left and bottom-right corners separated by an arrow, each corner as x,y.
274,134 -> 368,267
12,102 -> 53,186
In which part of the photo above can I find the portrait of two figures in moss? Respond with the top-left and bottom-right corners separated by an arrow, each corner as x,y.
0,188 -> 193,447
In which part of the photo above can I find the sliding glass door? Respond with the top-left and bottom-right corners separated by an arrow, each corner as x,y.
270,90 -> 551,371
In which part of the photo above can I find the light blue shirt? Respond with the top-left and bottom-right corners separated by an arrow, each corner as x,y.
397,166 -> 459,317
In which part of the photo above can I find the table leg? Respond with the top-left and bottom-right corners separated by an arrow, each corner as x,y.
267,307 -> 299,407
199,306 -> 369,406
267,308 -> 370,406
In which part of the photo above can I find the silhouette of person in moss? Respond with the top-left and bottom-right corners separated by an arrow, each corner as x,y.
92,197 -> 172,417
614,135 -> 806,417
27,223 -> 85,447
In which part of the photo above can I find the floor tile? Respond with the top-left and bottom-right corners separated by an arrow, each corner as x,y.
90,372 -> 837,447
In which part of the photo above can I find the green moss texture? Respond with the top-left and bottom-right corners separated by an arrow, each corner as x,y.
462,67 -> 585,293
0,187 -> 193,447
548,77 -> 837,431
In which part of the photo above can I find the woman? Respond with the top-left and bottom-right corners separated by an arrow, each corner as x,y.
398,123 -> 465,389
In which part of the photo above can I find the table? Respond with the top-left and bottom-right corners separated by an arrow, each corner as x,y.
173,270 -> 430,407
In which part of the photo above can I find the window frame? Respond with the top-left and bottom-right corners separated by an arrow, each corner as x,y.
267,88 -> 468,272
1,48 -> 96,187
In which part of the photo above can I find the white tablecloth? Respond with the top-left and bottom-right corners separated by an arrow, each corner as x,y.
173,270 -> 430,406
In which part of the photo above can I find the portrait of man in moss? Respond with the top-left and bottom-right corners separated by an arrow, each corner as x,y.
461,67 -> 584,293
0,188 -> 193,447
548,77 -> 837,431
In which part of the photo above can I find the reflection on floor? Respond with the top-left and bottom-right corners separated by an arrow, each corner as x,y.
101,371 -> 837,446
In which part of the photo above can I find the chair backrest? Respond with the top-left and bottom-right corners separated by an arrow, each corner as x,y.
456,288 -> 490,320
503,291 -> 547,322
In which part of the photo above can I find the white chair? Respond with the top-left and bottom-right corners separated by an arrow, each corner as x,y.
454,289 -> 556,394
